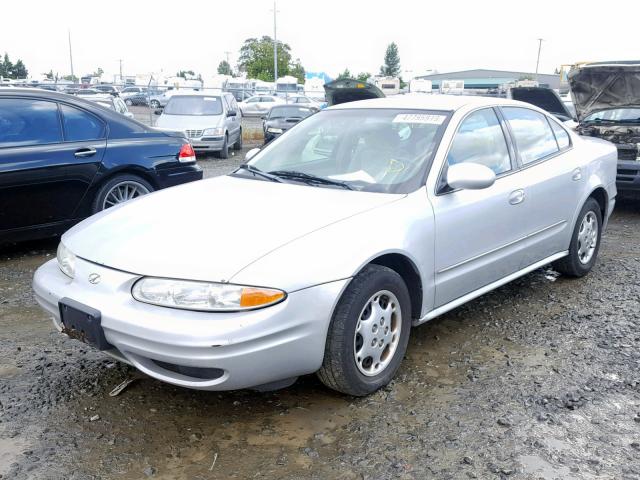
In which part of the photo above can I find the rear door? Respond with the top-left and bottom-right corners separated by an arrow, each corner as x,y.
0,97 -> 106,233
500,106 -> 581,265
224,94 -> 240,142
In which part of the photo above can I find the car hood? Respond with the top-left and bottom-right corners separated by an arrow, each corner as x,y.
62,175 -> 402,284
324,78 -> 385,106
568,62 -> 640,121
508,87 -> 574,121
155,114 -> 223,130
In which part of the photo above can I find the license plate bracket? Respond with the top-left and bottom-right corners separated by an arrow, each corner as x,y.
58,298 -> 112,350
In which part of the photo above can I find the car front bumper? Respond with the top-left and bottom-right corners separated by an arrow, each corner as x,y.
33,258 -> 349,391
616,160 -> 640,192
190,137 -> 225,152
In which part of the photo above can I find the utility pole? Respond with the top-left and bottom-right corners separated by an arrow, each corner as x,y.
68,29 -> 75,82
224,51 -> 231,65
271,1 -> 279,83
118,59 -> 123,83
535,38 -> 544,80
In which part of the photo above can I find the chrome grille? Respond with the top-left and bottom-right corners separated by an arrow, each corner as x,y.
185,129 -> 204,139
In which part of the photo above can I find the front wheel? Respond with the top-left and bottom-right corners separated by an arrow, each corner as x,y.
233,129 -> 243,150
150,100 -> 160,109
217,134 -> 229,159
317,264 -> 412,396
553,197 -> 603,277
125,98 -> 133,106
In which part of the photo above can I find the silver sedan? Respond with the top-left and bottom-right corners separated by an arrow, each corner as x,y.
33,95 -> 617,396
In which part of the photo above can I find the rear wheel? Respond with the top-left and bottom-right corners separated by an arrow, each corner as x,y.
217,134 -> 229,159
125,98 -> 133,106
553,197 -> 602,277
317,264 -> 412,396
150,100 -> 160,109
92,174 -> 154,213
233,129 -> 243,150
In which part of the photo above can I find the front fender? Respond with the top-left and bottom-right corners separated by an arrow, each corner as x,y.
229,190 -> 435,314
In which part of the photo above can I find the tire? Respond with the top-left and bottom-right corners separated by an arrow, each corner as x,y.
92,174 -> 154,213
218,134 -> 229,159
553,197 -> 603,277
317,264 -> 412,396
233,129 -> 243,150
150,100 -> 160,109
125,98 -> 133,106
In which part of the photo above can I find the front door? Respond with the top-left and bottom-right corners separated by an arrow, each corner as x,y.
430,107 -> 529,307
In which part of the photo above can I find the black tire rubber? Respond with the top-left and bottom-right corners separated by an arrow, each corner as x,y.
218,134 -> 229,159
233,129 -> 243,150
317,264 -> 412,396
91,174 -> 154,214
553,197 -> 603,277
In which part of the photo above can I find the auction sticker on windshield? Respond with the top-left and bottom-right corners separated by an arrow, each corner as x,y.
393,113 -> 446,124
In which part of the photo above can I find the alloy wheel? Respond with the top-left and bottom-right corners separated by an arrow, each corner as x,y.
353,290 -> 402,376
577,211 -> 598,264
102,181 -> 150,210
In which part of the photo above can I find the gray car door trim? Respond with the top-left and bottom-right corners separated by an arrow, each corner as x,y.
436,219 -> 567,274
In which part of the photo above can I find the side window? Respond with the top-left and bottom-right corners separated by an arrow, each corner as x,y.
60,105 -> 105,142
0,99 -> 62,147
262,96 -> 274,103
548,118 -> 570,150
247,97 -> 259,104
298,97 -> 309,104
447,108 -> 512,175
502,107 -> 559,164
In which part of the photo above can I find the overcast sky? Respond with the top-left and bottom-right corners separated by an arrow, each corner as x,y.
2,0 -> 639,81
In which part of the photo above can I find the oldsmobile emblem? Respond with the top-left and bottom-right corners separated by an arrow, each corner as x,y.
88,273 -> 101,285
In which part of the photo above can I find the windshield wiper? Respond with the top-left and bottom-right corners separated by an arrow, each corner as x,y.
268,170 -> 353,190
235,164 -> 282,183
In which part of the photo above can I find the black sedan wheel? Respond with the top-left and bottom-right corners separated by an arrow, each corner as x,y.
92,174 -> 154,213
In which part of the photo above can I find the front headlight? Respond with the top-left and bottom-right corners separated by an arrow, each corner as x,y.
131,277 -> 286,311
267,127 -> 283,134
57,242 -> 76,278
203,127 -> 224,136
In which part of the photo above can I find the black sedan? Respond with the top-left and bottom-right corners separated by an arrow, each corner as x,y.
0,89 -> 203,244
262,105 -> 315,143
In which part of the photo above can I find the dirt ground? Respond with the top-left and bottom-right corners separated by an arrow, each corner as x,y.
1,159 -> 640,479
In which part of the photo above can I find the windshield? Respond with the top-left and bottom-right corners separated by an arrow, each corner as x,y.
268,106 -> 313,119
584,107 -> 640,123
164,96 -> 223,115
246,109 -> 449,193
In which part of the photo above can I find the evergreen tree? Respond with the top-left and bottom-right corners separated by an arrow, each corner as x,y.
380,42 -> 401,77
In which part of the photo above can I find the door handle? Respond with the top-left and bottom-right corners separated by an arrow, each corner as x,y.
74,148 -> 97,158
572,168 -> 582,181
509,189 -> 525,205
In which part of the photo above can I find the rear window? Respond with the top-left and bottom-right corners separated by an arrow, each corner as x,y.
502,107 -> 558,164
164,96 -> 223,115
60,104 -> 105,141
0,98 -> 62,147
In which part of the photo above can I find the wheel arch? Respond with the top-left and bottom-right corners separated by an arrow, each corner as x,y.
588,186 -> 608,221
367,253 -> 423,320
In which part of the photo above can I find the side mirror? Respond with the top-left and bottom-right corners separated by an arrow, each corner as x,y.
227,110 -> 237,117
446,162 -> 496,190
245,147 -> 260,162
125,112 -> 134,119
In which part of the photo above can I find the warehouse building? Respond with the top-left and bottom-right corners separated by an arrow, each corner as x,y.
414,69 -> 561,91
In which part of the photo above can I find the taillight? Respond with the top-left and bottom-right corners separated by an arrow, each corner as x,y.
178,143 -> 196,163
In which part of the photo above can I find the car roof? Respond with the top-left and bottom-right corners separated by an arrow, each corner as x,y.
328,94 -> 527,112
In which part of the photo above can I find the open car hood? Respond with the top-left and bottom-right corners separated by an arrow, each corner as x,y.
508,87 -> 574,121
324,79 -> 385,106
568,62 -> 640,121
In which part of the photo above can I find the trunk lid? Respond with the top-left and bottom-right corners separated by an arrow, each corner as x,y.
324,79 -> 385,106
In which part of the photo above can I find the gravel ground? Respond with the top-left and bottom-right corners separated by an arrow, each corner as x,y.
1,168 -> 639,479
